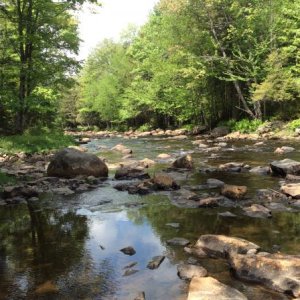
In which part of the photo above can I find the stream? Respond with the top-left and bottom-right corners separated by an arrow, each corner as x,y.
1,136 -> 300,299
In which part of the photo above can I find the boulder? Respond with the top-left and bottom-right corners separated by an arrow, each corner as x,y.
152,173 -> 180,190
193,235 -> 260,258
229,252 -> 300,298
210,126 -> 230,138
221,184 -> 247,200
172,154 -> 193,169
47,148 -> 108,178
187,276 -> 247,300
281,183 -> 300,198
206,178 -> 225,188
177,264 -> 207,280
249,166 -> 270,175
114,167 -> 150,180
274,146 -> 295,154
243,204 -> 272,218
270,159 -> 300,177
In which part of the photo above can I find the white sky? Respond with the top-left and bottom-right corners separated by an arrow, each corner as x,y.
78,0 -> 159,60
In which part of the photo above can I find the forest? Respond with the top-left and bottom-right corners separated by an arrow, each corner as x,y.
0,0 -> 300,133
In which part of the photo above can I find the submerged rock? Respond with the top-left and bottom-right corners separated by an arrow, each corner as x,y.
229,252 -> 300,298
270,159 -> 300,177
147,256 -> 165,270
206,178 -> 225,188
134,292 -> 146,300
167,237 -> 190,246
193,235 -> 260,258
47,148 -> 108,178
249,166 -> 270,175
187,276 -> 247,300
221,184 -> 247,200
120,246 -> 136,256
177,264 -> 207,280
114,167 -> 150,180
243,204 -> 272,218
172,154 -> 193,169
274,146 -> 295,154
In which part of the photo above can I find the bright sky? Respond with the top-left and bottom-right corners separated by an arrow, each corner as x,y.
78,0 -> 159,60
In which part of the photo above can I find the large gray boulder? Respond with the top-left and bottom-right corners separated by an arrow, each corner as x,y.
210,126 -> 230,138
47,148 -> 108,178
270,159 -> 300,177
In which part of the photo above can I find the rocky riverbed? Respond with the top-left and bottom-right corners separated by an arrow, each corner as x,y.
1,129 -> 300,299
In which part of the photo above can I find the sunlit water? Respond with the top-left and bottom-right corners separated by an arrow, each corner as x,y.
1,136 -> 300,299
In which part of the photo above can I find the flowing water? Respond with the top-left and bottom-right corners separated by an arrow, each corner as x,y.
1,136 -> 300,299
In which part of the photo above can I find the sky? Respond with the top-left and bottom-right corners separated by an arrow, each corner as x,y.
78,0 -> 159,60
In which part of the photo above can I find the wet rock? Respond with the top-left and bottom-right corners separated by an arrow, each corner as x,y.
47,148 -> 108,178
139,158 -> 155,168
274,146 -> 295,154
291,200 -> 300,208
218,162 -> 245,172
270,159 -> 300,177
124,262 -> 138,269
2,185 -> 39,199
134,292 -> 146,300
177,264 -> 207,280
152,173 -> 180,190
206,178 -> 225,188
35,281 -> 59,295
147,256 -> 165,270
115,167 -> 150,180
286,174 -> 300,182
166,223 -> 180,228
68,145 -> 87,152
52,187 -> 75,195
249,166 -> 270,175
172,154 -> 193,169
193,235 -> 260,258
111,144 -> 132,154
157,153 -> 171,159
229,252 -> 300,298
168,134 -> 188,140
243,204 -> 272,218
198,196 -> 234,208
281,183 -> 300,199
218,211 -> 237,218
123,268 -> 139,276
221,184 -> 247,200
167,237 -> 190,246
187,276 -> 247,300
6,196 -> 27,205
198,143 -> 209,148
211,126 -> 230,138
120,246 -> 136,256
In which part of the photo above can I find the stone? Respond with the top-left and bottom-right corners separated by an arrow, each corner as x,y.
177,264 -> 207,280
167,237 -> 190,246
218,162 -> 244,172
229,252 -> 300,298
35,281 -> 59,295
206,178 -> 225,188
190,125 -> 207,135
114,167 -> 150,180
111,144 -> 132,154
210,126 -> 230,138
243,204 -> 272,218
270,159 -> 300,177
172,154 -> 193,169
157,153 -> 171,159
281,183 -> 300,199
218,211 -> 237,218
166,223 -> 180,228
198,196 -> 233,208
152,173 -> 180,190
187,276 -> 247,300
139,158 -> 155,168
274,146 -> 295,154
47,148 -> 108,178
193,235 -> 260,258
134,292 -> 146,300
123,269 -> 139,276
221,184 -> 247,200
286,174 -> 300,181
52,187 -> 75,195
147,256 -> 165,270
124,262 -> 138,269
249,166 -> 270,175
120,246 -> 136,256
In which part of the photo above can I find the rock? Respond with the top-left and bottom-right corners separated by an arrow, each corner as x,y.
184,247 -> 208,258
198,143 -> 209,148
198,196 -> 234,208
111,144 -> 132,154
68,145 -> 87,152
124,262 -> 138,269
169,134 -> 188,140
139,158 -> 155,168
52,187 -> 75,195
206,178 -> 225,188
123,268 -> 139,276
257,121 -> 284,135
193,235 -> 260,258
134,292 -> 146,300
167,237 -> 190,246
243,204 -> 272,218
2,185 -> 39,199
166,223 -> 180,228
229,252 -> 300,298
114,167 -> 150,180
190,125 -> 207,135
152,173 -> 180,190
47,148 -> 108,178
211,126 -> 230,138
120,246 -> 136,256
218,162 -> 244,172
187,276 -> 247,300
281,183 -> 300,198
286,174 -> 300,181
147,256 -> 165,270
157,153 -> 171,159
35,281 -> 59,295
249,166 -> 270,175
218,211 -> 237,218
177,264 -> 207,280
221,184 -> 247,200
172,154 -> 193,169
274,146 -> 295,154
270,159 -> 300,177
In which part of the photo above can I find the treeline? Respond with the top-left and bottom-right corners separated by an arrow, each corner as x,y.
72,0 -> 300,130
1,0 -> 300,133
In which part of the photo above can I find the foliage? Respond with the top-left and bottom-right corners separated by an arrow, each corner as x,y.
229,119 -> 263,133
0,129 -> 75,154
287,119 -> 300,131
0,172 -> 16,187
